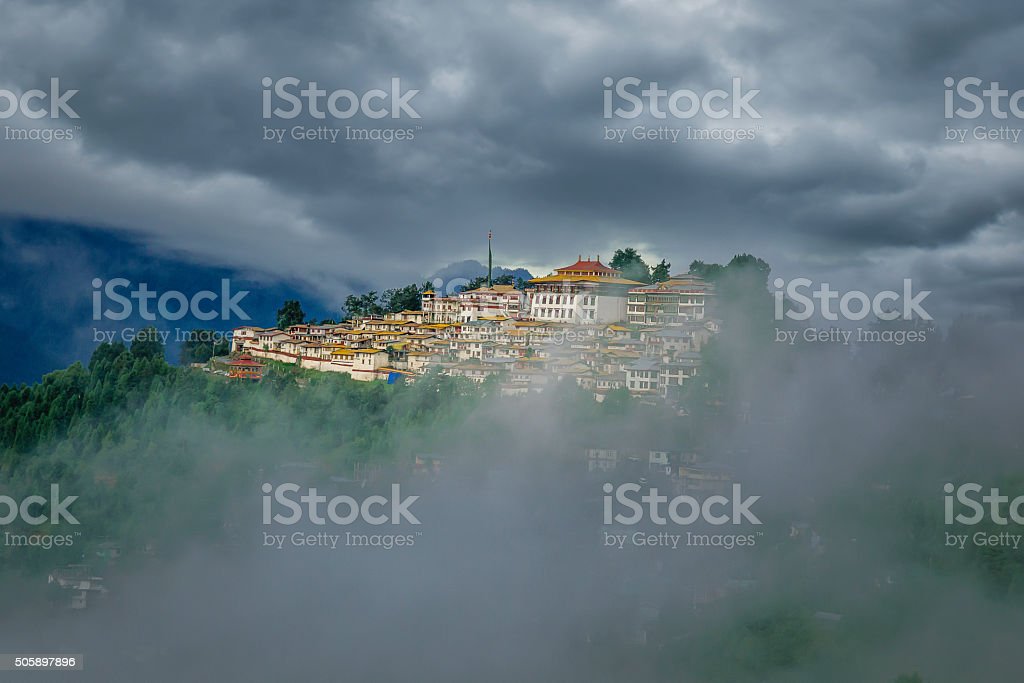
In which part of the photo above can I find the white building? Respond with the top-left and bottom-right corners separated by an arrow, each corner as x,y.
627,274 -> 712,326
420,290 -> 459,324
527,257 -> 643,324
455,284 -> 525,322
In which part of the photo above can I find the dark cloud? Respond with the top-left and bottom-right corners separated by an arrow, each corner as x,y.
0,0 -> 1020,320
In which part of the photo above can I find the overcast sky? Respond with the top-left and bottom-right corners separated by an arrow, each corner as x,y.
0,0 -> 1022,321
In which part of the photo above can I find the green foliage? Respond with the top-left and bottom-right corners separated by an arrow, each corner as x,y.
130,326 -> 165,361
276,299 -> 306,329
679,254 -> 774,416
651,258 -> 671,283
178,330 -> 231,364
601,387 -> 632,415
609,247 -> 652,283
653,598 -> 824,682
735,609 -> 816,669
381,283 -> 423,312
462,273 -> 525,291
689,259 -> 725,281
0,344 -> 175,468
342,283 -> 425,319
719,254 -> 771,293
0,343 -> 500,574
463,275 -> 488,290
343,291 -> 384,319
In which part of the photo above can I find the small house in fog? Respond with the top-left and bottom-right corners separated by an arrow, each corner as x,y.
48,565 -> 108,610
414,453 -> 443,475
678,462 -> 733,493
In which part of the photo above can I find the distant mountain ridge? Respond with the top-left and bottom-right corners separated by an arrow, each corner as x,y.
0,224 -> 536,384
427,260 -> 534,289
0,220 -> 335,384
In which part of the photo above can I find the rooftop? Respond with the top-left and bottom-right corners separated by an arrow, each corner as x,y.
555,256 -> 620,276
530,274 -> 645,286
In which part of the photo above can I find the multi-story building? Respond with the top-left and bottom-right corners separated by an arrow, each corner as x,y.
420,289 -> 459,324
627,274 -> 712,326
625,358 -> 660,393
527,257 -> 643,324
455,284 -> 525,321
231,326 -> 264,353
623,354 -> 702,397
286,324 -> 332,342
641,322 -> 715,355
254,328 -> 291,350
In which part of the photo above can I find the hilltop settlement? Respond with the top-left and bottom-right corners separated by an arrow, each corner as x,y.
228,256 -> 719,404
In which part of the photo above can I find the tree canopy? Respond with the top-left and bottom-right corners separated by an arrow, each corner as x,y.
462,273 -> 527,291
651,258 -> 671,283
342,283 -> 425,320
276,299 -> 306,329
610,248 -> 653,283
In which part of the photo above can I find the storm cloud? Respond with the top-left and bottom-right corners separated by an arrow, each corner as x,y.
0,0 -> 1021,320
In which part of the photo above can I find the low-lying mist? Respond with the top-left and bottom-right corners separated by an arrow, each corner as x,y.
1,313 -> 1023,682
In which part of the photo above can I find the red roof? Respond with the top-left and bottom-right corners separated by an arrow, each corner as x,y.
229,353 -> 265,367
555,257 -> 620,275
